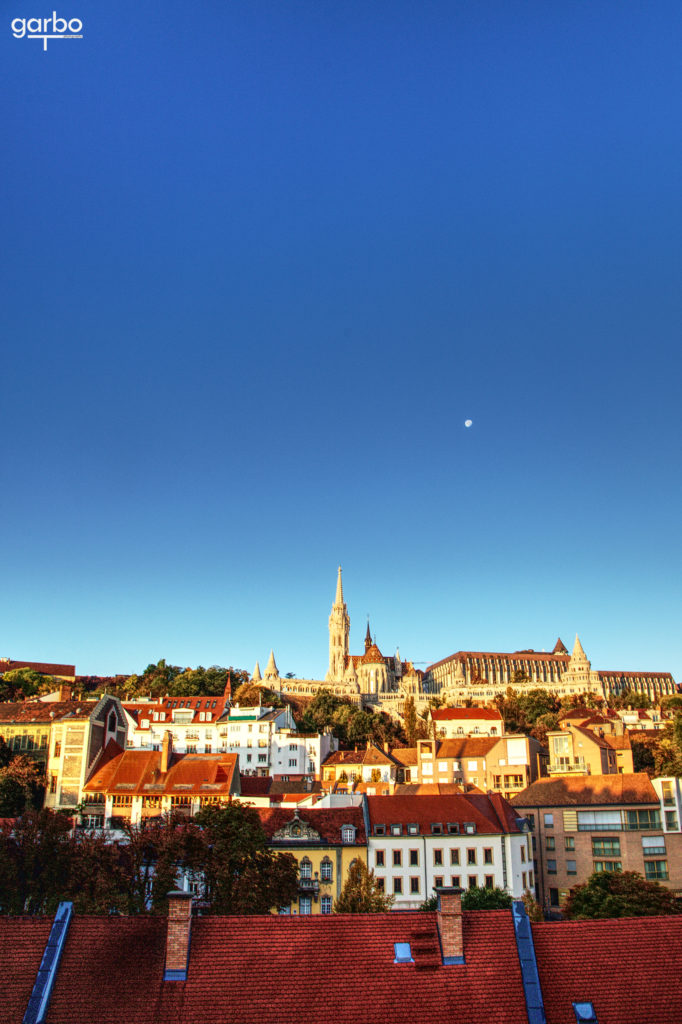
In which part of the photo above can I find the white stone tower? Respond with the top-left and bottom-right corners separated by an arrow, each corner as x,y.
326,566 -> 350,682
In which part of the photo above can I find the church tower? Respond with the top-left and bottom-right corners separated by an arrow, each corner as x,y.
326,566 -> 350,682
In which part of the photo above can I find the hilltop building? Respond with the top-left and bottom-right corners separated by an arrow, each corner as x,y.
426,634 -> 675,704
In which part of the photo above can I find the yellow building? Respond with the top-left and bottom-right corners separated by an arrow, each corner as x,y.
256,806 -> 367,915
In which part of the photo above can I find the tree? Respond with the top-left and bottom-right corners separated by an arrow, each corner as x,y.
0,755 -> 44,815
610,689 -> 652,710
531,712 -> 560,746
461,886 -> 512,910
0,667 -> 49,701
194,803 -> 299,914
0,810 -> 73,914
630,720 -> 682,778
403,696 -> 419,747
522,889 -> 544,922
562,870 -> 681,920
334,859 -> 394,913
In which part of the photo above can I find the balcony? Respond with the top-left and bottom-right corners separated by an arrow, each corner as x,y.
298,877 -> 320,895
548,759 -> 588,775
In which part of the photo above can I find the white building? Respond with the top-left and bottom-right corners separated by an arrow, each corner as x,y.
366,793 -> 531,909
123,698 -> 337,779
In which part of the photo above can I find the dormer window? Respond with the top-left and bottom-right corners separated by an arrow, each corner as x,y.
390,824 -> 402,836
374,824 -> 385,836
393,942 -> 414,964
447,823 -> 460,835
464,822 -> 476,835
431,823 -> 443,835
341,825 -> 356,844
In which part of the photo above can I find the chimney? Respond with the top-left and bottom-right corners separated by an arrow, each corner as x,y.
164,891 -> 192,981
435,886 -> 464,964
161,731 -> 173,773
59,683 -> 71,702
383,741 -> 390,753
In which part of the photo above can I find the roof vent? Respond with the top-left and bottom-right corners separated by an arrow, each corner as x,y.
393,942 -> 414,964
573,1003 -> 598,1023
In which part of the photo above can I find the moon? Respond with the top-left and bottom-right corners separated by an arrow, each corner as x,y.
464,419 -> 473,428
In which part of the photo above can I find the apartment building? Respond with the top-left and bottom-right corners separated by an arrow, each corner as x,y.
430,707 -> 504,737
366,793 -> 531,908
512,774 -> 682,911
413,734 -> 547,799
124,700 -> 336,779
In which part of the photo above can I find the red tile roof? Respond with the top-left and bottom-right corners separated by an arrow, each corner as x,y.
0,916 -> 52,1023
6,910 -> 529,1024
432,708 -> 503,722
511,772 -> 658,808
427,650 -> 570,671
0,659 -> 75,677
0,700 -> 96,723
123,696 -> 231,728
256,806 -> 366,844
533,916 -> 682,1024
367,793 -> 521,835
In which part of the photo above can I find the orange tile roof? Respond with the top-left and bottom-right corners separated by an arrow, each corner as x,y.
0,700 -> 96,723
511,772 -> 658,808
432,708 -> 503,721
84,748 -> 239,797
367,793 -> 521,835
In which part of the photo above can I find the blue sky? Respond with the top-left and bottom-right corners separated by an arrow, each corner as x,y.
2,2 -> 681,681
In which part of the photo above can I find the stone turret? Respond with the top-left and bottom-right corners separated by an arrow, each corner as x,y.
252,661 -> 262,683
264,649 -> 279,681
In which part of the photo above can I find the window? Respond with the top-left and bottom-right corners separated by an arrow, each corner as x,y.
300,859 -> 312,879
624,809 -> 661,831
572,1001 -> 598,1023
393,942 -> 413,964
390,824 -> 402,836
521,846 -> 526,863
246,754 -> 252,763
447,823 -> 459,835
393,850 -> 402,867
468,875 -> 477,889
431,823 -> 443,835
321,896 -> 332,914
592,838 -> 621,857
549,887 -> 559,906
409,849 -> 419,866
464,823 -> 476,835
342,826 -> 356,843
642,836 -> 666,856
522,872 -> 527,889
299,896 -> 312,915
546,836 -> 555,851
665,810 -> 679,829
288,759 -> 297,767
451,875 -> 461,887
376,877 -> 385,892
485,875 -> 494,888
565,836 -> 575,851
375,850 -> 385,868
566,860 -> 577,875
49,775 -> 57,794
54,740 -> 61,758
662,781 -> 675,805
320,859 -> 333,882
484,848 -> 493,864
547,859 -> 557,874
450,849 -> 460,866
434,849 -> 443,866
393,877 -> 403,895
434,875 -> 444,888
374,824 -> 386,836
644,860 -> 668,881
544,813 -> 554,829
407,823 -> 419,835
593,861 -> 622,873
410,877 -> 420,894
258,754 -> 267,763
467,849 -> 476,865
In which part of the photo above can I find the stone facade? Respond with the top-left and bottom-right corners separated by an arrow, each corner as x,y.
427,635 -> 676,704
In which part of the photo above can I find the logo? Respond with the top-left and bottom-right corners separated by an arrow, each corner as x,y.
11,12 -> 83,50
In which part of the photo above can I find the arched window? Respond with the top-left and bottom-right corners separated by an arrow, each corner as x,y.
341,825 -> 356,844
300,857 -> 312,879
320,857 -> 333,882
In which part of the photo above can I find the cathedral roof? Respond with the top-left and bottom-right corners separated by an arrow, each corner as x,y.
552,637 -> 568,654
362,644 -> 385,665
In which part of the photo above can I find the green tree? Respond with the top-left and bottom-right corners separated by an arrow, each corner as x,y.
0,810 -> 73,914
194,803 -> 298,914
402,696 -> 419,747
610,689 -> 652,710
518,689 -> 561,725
461,886 -> 512,910
0,667 -> 49,700
531,712 -> 560,746
334,859 -> 394,913
0,755 -> 44,815
563,870 -> 681,919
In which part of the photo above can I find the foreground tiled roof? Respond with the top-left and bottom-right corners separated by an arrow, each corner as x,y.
367,793 -> 521,835
511,773 -> 658,808
6,910 -> 528,1024
532,916 -> 682,1024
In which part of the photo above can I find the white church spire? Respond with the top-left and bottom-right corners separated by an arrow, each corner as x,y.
264,649 -> 279,680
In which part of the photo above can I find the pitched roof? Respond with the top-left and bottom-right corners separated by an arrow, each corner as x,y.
124,697 -> 231,728
0,700 -> 96,723
533,916 -> 682,1024
256,806 -> 366,844
390,747 -> 418,766
361,643 -> 385,665
0,659 -> 75,677
367,793 -> 521,835
83,747 -> 239,798
431,708 -> 503,722
434,737 -> 500,759
511,773 -> 658,808
322,745 -> 399,768
427,650 -> 570,671
5,910 -> 529,1024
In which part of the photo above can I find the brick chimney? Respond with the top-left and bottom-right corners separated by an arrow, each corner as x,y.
164,891 -> 192,981
59,683 -> 71,702
161,730 -> 173,774
435,886 -> 464,964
